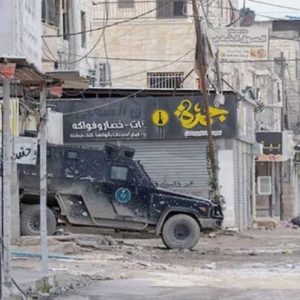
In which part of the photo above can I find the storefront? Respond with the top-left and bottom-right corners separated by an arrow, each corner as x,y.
52,89 -> 255,230
255,131 -> 295,220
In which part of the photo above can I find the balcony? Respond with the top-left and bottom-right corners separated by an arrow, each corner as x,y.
93,0 -> 190,21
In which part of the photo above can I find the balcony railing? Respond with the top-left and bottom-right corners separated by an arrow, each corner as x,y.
93,0 -> 190,20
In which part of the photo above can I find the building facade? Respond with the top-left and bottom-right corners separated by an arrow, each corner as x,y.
253,20 -> 300,134
41,0 -> 94,83
91,0 -> 239,89
51,88 -> 255,230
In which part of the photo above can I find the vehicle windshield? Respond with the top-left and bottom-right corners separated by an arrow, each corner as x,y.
134,161 -> 156,187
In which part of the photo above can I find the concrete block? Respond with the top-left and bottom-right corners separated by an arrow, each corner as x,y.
35,275 -> 58,294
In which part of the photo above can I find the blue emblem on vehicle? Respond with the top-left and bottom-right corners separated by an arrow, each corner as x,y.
115,188 -> 131,203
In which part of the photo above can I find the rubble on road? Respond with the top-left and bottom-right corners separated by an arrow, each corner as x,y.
10,228 -> 300,299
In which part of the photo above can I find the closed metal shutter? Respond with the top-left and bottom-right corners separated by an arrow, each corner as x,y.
234,140 -> 253,230
85,139 -> 210,198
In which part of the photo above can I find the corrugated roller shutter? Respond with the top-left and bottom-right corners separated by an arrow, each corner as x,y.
85,139 -> 210,198
234,140 -> 253,230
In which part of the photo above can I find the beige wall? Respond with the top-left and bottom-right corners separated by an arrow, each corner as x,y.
92,0 -> 240,89
93,20 -> 197,88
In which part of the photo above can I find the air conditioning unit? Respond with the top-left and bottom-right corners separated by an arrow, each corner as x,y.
88,69 -> 96,87
98,62 -> 110,87
257,176 -> 272,195
88,60 -> 111,87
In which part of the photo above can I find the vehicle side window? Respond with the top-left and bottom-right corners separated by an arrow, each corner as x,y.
47,148 -> 51,158
110,166 -> 129,181
65,150 -> 78,160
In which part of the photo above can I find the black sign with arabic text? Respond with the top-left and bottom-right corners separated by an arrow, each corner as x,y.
55,95 -> 237,143
256,132 -> 283,156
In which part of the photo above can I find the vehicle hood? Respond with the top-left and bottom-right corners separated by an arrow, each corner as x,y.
154,187 -> 214,205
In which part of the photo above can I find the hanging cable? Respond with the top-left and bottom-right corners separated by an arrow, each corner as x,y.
226,0 -> 245,27
43,0 -> 174,38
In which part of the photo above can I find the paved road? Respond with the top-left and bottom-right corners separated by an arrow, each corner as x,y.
57,277 -> 300,300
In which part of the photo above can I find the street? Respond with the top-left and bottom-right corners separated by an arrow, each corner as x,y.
11,227 -> 300,299
56,276 -> 300,300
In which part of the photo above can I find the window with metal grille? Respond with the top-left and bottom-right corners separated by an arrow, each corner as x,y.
156,0 -> 187,18
118,0 -> 135,9
147,72 -> 184,89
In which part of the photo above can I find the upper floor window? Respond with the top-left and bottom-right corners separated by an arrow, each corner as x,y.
156,0 -> 187,19
118,0 -> 135,9
62,0 -> 70,40
81,11 -> 87,48
42,0 -> 60,27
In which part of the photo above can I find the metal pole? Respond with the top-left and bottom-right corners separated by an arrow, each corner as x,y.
40,85 -> 49,275
192,0 -> 219,198
2,79 -> 11,289
280,52 -> 285,220
215,51 -> 223,93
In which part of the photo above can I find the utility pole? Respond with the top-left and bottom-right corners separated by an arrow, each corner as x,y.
192,0 -> 219,200
279,52 -> 286,220
2,78 -> 12,292
40,85 -> 49,275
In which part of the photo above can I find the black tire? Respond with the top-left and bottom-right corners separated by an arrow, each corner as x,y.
20,204 -> 57,236
162,214 -> 200,250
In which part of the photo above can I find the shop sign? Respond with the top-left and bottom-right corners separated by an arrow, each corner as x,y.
256,131 -> 294,162
57,94 -> 237,143
257,154 -> 283,162
207,27 -> 269,61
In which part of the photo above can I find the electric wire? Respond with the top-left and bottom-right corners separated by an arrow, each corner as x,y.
43,0 -> 174,38
226,0 -> 245,27
62,70 -> 198,117
248,0 -> 300,12
109,48 -> 195,81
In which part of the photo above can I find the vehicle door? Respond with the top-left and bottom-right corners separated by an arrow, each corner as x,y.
103,163 -> 149,220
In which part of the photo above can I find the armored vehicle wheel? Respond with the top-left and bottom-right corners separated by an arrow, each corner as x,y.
20,205 -> 57,236
162,214 -> 200,249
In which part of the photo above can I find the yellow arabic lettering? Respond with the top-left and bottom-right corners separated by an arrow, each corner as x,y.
174,99 -> 229,129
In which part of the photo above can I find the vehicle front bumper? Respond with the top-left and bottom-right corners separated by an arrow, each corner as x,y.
199,217 -> 223,230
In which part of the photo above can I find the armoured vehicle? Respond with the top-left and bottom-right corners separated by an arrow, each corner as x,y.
19,144 -> 223,249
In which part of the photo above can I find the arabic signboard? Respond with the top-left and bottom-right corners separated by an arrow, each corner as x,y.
255,132 -> 294,162
0,136 -> 38,165
149,96 -> 237,139
12,137 -> 38,165
207,27 -> 269,61
55,94 -> 237,143
61,97 -> 149,142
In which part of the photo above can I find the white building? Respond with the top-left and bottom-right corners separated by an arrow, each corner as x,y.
41,0 -> 94,86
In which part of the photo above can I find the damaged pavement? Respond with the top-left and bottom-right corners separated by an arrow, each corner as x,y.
9,225 -> 300,300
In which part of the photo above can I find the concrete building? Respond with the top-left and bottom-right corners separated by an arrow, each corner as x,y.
249,20 -> 300,222
91,0 -> 239,89
41,0 -> 94,86
252,20 -> 300,134
53,87 -> 256,231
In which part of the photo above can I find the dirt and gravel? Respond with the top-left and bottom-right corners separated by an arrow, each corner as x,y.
10,226 -> 300,299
